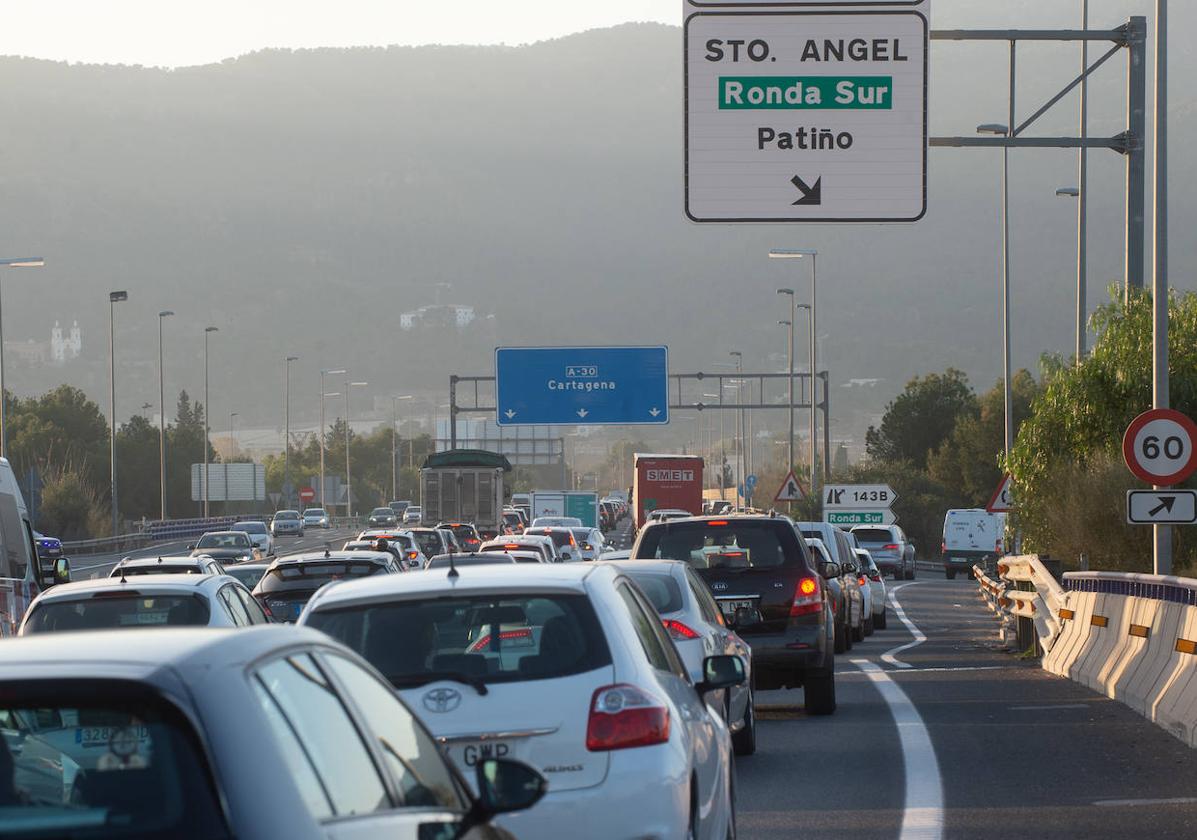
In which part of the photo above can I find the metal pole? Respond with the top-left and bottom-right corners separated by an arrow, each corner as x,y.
449,376 -> 458,450
109,297 -> 118,535
158,311 -> 173,520
203,327 -> 215,519
0,276 -> 6,460
1077,0 -> 1089,364
809,255 -> 818,506
392,398 -> 398,501
719,381 -> 726,502
345,387 -> 352,518
788,302 -> 795,469
822,372 -> 831,481
1003,45 -> 1015,462
284,356 -> 296,509
1153,0 -> 1170,575
319,370 -> 326,510
226,412 -> 236,509
1126,17 -> 1148,301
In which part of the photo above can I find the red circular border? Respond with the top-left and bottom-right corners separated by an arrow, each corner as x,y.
1122,408 -> 1197,485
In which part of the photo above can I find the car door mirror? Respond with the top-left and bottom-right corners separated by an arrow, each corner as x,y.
187,543 -> 196,551
473,758 -> 547,817
843,562 -> 858,575
820,561 -> 841,580
54,557 -> 71,586
696,655 -> 746,696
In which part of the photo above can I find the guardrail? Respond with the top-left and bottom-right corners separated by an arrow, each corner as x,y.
974,558 -> 1197,748
60,532 -> 151,556
61,516 -> 241,556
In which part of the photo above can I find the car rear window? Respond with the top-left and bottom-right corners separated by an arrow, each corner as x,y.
528,529 -> 572,548
225,566 -> 268,589
853,528 -> 894,543
425,554 -> 515,568
307,593 -> 612,685
634,519 -> 809,569
120,565 -> 203,576
410,531 -> 443,557
0,689 -> 232,839
622,571 -> 684,614
197,533 -> 250,548
23,594 -> 211,632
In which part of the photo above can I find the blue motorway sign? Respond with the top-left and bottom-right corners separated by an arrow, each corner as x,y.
495,346 -> 669,426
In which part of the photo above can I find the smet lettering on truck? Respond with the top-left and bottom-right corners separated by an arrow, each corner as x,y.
645,470 -> 695,482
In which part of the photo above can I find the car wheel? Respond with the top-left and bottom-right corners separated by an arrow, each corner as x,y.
946,569 -> 957,580
731,690 -> 756,756
804,665 -> 836,715
688,779 -> 700,840
851,618 -> 864,643
833,617 -> 847,654
876,608 -> 887,630
864,616 -> 874,637
726,763 -> 738,840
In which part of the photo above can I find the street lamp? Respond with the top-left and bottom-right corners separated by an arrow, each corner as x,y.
319,368 -> 346,509
203,326 -> 218,518
392,395 -> 413,501
158,310 -> 174,521
770,248 -> 820,496
729,351 -> 745,504
1056,186 -> 1086,365
284,356 -> 298,508
777,287 -> 797,472
226,411 -> 238,509
345,380 -> 368,518
108,290 -> 129,535
0,257 -> 44,459
977,122 -> 1013,462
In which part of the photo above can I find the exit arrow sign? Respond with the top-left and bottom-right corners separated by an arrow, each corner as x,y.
1127,490 -> 1197,525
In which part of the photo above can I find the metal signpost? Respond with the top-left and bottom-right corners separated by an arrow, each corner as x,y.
1123,409 -> 1197,553
822,483 -> 897,527
495,346 -> 669,426
684,0 -> 929,223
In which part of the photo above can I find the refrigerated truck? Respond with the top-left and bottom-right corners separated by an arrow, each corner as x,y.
529,491 -> 599,528
420,450 -> 512,540
633,454 -> 705,530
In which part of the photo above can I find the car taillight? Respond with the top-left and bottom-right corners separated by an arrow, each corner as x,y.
883,543 -> 899,550
790,576 -> 823,617
869,573 -> 882,582
661,619 -> 700,640
941,541 -> 947,554
586,684 -> 670,751
858,575 -> 868,586
407,551 -> 418,560
467,627 -> 534,652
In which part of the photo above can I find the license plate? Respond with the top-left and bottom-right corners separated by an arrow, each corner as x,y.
451,740 -> 512,768
77,725 -> 150,748
718,599 -> 755,618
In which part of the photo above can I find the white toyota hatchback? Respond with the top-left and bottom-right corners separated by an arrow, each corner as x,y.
299,563 -> 742,840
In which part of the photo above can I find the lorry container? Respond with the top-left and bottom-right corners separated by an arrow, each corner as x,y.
529,491 -> 599,528
633,454 -> 704,530
420,450 -> 512,540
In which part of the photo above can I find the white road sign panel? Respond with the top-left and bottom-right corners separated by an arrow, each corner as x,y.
1127,490 -> 1197,525
986,474 -> 1014,513
823,484 -> 897,509
684,5 -> 929,222
775,470 -> 806,502
1122,409 -> 1197,487
824,509 -> 896,527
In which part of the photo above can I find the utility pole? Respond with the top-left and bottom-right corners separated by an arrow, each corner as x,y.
108,291 -> 128,535
1153,0 -> 1170,574
158,310 -> 174,520
1076,0 -> 1090,365
284,356 -> 297,509
203,326 -> 217,518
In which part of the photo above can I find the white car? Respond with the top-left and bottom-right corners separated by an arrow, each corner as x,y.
299,564 -> 742,840
479,537 -> 555,564
19,574 -> 268,633
855,548 -> 888,629
357,529 -> 426,569
234,520 -> 275,557
645,509 -> 694,525
568,527 -> 607,562
403,506 -> 424,525
110,554 -> 226,578
610,559 -> 756,755
302,507 -> 331,529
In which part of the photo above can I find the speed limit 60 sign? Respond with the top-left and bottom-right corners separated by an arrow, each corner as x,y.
1123,409 -> 1197,486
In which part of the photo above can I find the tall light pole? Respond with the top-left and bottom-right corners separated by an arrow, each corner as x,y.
777,287 -> 797,471
392,395 -> 413,501
770,249 -> 819,497
203,326 -> 218,518
729,351 -> 744,504
225,411 -> 238,510
1055,186 -> 1085,365
977,123 -> 1014,462
284,356 -> 298,509
1076,0 -> 1090,367
158,310 -> 174,521
108,290 -> 129,535
1152,0 -> 1170,574
345,380 -> 367,518
0,257 -> 45,460
319,368 -> 346,509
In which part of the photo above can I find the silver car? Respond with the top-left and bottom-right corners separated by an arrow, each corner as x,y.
302,507 -> 331,529
110,554 -> 226,577
854,548 -> 889,629
568,527 -> 607,562
234,520 -> 275,557
270,509 -> 305,537
0,627 -> 545,838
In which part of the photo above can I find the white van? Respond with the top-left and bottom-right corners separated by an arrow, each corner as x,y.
941,509 -> 1007,579
0,457 -> 63,635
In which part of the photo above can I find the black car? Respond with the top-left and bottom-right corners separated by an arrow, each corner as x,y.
366,507 -> 399,528
251,550 -> 399,622
631,514 -> 836,714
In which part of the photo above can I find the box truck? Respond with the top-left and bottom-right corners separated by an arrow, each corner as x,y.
529,491 -> 599,528
633,454 -> 704,530
420,450 -> 511,540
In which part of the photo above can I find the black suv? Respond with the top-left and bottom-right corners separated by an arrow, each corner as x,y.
631,514 -> 836,714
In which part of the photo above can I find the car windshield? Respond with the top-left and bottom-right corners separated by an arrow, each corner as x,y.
23,594 -> 211,632
0,694 -> 231,838
119,564 -> 203,576
853,528 -> 895,543
196,533 -> 250,548
634,520 -> 808,569
622,570 -> 684,614
235,523 -> 267,535
370,509 -> 393,517
410,531 -> 444,557
274,511 -> 299,520
225,566 -> 268,589
425,554 -> 515,569
527,528 -> 573,549
307,593 -> 611,685
303,509 -> 327,517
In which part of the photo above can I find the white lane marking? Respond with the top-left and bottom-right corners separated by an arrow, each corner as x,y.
853,659 -> 944,840
1009,703 -> 1090,711
1094,797 -> 1197,807
881,582 -> 926,669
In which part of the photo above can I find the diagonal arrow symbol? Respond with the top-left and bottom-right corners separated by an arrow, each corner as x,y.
791,175 -> 822,206
1149,496 -> 1178,517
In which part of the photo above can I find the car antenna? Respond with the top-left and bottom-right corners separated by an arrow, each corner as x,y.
157,556 -> 163,563
119,566 -> 127,583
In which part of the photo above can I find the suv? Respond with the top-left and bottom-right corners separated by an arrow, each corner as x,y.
632,514 -> 836,714
851,525 -> 916,580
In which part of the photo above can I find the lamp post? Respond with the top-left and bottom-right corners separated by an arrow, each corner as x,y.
345,380 -> 368,518
158,310 -> 174,520
392,395 -> 413,501
284,356 -> 298,509
770,249 -> 819,498
729,351 -> 744,504
225,411 -> 238,510
1077,0 -> 1090,367
977,122 -> 1014,462
0,257 -> 45,459
203,326 -> 218,518
108,291 -> 129,535
777,287 -> 797,471
1055,186 -> 1086,365
319,368 -> 346,509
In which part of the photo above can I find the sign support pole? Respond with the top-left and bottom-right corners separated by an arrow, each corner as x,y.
1153,0 -> 1170,575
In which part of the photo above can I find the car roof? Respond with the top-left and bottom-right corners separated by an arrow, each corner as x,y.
271,551 -> 391,566
307,562 -> 611,611
200,530 -> 251,537
34,573 -> 223,601
606,559 -> 684,577
0,625 -> 333,676
119,555 -> 207,566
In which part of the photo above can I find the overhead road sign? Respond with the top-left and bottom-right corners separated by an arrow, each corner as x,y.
775,470 -> 805,502
986,475 -> 1014,513
823,484 -> 897,510
825,509 -> 896,527
495,346 -> 669,426
1127,490 -> 1197,525
684,2 -> 929,223
1122,409 -> 1197,486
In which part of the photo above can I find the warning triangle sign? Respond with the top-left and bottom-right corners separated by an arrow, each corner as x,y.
775,471 -> 806,502
986,474 -> 1014,513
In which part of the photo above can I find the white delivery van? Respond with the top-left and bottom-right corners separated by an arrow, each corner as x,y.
0,457 -> 63,635
941,508 -> 1007,579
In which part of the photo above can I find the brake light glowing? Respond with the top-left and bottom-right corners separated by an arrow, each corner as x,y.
883,543 -> 899,550
869,574 -> 882,582
466,628 -> 534,652
586,685 -> 670,751
791,576 -> 823,617
504,544 -> 521,550
858,575 -> 868,586
708,520 -> 729,526
407,551 -> 418,560
661,619 -> 700,640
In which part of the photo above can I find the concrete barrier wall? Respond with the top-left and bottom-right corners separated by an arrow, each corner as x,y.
1044,571 -> 1197,747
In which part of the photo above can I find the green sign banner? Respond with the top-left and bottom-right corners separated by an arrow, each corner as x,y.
719,76 -> 893,110
827,511 -> 886,526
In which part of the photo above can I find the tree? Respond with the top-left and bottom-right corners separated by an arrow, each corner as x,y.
865,369 -> 977,469
115,414 -> 161,521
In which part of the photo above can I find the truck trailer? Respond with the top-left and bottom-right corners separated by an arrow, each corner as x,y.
633,454 -> 704,530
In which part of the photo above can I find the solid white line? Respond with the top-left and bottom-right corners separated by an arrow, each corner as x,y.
854,659 -> 944,840
1094,797 -> 1197,807
881,582 -> 926,669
